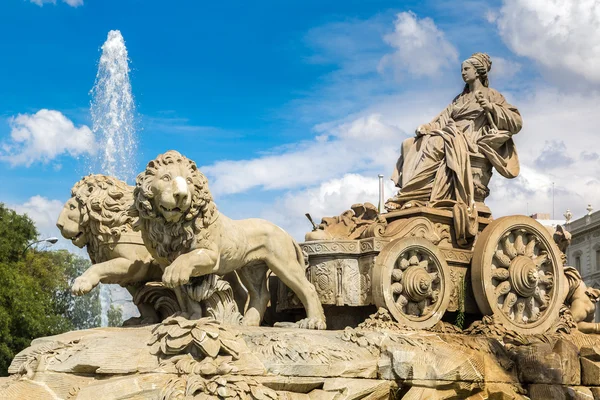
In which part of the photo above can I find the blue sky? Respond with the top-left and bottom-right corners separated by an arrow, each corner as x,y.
2,0 -> 600,245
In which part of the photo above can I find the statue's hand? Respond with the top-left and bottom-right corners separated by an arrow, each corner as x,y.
476,95 -> 493,112
163,258 -> 195,287
415,125 -> 429,136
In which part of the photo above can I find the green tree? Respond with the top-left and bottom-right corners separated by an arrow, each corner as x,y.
107,303 -> 123,327
0,203 -> 102,376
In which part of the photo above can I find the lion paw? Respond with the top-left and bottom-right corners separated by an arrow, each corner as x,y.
72,276 -> 96,295
241,309 -> 261,327
297,317 -> 327,330
162,263 -> 194,287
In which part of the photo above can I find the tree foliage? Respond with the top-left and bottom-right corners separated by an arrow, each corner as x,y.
107,303 -> 123,327
0,203 -> 101,376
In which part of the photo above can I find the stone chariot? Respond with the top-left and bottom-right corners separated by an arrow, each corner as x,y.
280,155 -> 566,335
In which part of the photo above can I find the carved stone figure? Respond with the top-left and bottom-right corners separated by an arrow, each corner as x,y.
552,224 -> 600,333
133,150 -> 326,329
386,53 -> 522,216
56,174 -> 164,323
564,266 -> 600,333
305,202 -> 386,241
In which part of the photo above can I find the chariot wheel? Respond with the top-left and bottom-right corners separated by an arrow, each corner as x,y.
373,237 -> 451,329
471,216 -> 566,335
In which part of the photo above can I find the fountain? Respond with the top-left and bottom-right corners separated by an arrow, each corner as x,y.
90,30 -> 139,325
90,30 -> 138,183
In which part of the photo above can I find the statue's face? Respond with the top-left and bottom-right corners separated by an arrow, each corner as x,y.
150,163 -> 194,223
56,197 -> 87,248
461,61 -> 478,84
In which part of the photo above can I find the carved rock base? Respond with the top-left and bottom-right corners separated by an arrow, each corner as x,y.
5,318 -> 600,399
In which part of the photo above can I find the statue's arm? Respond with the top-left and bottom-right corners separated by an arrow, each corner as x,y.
488,90 -> 523,135
418,102 -> 453,134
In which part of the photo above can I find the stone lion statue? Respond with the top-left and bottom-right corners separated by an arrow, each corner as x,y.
134,150 -> 326,329
56,174 -> 164,323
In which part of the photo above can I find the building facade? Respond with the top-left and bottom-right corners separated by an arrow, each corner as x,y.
565,208 -> 600,321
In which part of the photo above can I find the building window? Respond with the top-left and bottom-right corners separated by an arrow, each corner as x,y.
596,250 -> 600,270
576,256 -> 581,272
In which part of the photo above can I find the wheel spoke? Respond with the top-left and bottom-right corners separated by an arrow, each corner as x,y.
396,294 -> 408,309
391,269 -> 403,282
502,292 -> 518,313
494,250 -> 511,268
514,299 -> 526,322
492,267 -> 509,281
391,282 -> 403,295
514,231 -> 526,255
503,235 -> 518,259
525,236 -> 536,257
495,281 -> 511,297
538,272 -> 553,288
535,251 -> 548,267
533,287 -> 549,310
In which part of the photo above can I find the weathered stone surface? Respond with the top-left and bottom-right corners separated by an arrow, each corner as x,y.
567,386 -> 595,400
589,386 -> 600,400
515,343 -> 563,384
554,338 -> 581,385
75,373 -> 175,400
581,358 -> 600,386
7,318 -> 600,399
528,384 -> 567,400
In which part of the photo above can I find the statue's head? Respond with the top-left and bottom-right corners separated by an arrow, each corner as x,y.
462,53 -> 492,87
56,175 -> 135,261
135,150 -> 214,224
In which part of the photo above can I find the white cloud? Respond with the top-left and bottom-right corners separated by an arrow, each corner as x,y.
202,113 -> 404,196
378,12 -> 459,79
486,87 -> 600,220
494,0 -> 600,84
29,0 -> 83,7
12,196 -> 64,241
0,109 -> 95,167
262,174 -> 396,241
489,56 -> 522,81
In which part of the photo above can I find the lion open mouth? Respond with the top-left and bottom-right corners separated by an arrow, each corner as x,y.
71,232 -> 84,241
160,205 -> 182,213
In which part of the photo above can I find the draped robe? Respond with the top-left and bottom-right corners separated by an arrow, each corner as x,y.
390,87 -> 522,208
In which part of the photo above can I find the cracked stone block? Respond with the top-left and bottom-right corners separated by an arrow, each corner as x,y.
581,358 -> 600,386
567,386 -> 595,400
528,384 -> 566,400
554,338 -> 581,385
515,344 -> 562,384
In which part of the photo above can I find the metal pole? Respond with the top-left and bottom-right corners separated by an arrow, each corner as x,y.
552,182 -> 555,219
378,174 -> 384,213
21,237 -> 58,257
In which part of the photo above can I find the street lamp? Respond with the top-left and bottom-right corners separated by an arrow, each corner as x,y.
22,237 -> 59,257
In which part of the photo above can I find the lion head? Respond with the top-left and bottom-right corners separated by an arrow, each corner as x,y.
134,150 -> 217,262
56,174 -> 136,263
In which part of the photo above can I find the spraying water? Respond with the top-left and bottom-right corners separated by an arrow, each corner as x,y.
90,30 -> 137,183
89,30 -> 139,325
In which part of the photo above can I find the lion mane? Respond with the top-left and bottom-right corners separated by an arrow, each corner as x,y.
134,150 -> 218,262
71,175 -> 137,263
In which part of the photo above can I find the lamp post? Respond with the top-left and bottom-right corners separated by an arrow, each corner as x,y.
22,237 -> 59,257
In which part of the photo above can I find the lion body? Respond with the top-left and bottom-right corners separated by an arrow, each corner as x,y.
134,151 -> 326,328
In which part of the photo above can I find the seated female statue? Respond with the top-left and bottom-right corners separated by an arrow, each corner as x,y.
386,53 -> 523,214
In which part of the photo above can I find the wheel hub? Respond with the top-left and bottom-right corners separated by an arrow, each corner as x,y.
509,255 -> 539,298
403,266 -> 432,302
